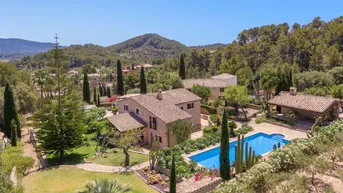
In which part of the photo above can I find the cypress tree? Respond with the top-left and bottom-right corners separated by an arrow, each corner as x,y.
219,110 -> 230,181
83,72 -> 90,104
99,84 -> 103,96
140,67 -> 147,94
10,120 -> 17,146
179,54 -> 186,79
116,60 -> 124,95
170,154 -> 176,193
106,86 -> 111,97
93,87 -> 97,104
3,82 -> 20,139
97,93 -> 100,106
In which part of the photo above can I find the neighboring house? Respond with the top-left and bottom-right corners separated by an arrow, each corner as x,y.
183,73 -> 237,100
268,87 -> 340,121
107,88 -> 202,147
136,64 -> 153,70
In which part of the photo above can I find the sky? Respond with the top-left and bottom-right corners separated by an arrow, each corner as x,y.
0,0 -> 342,47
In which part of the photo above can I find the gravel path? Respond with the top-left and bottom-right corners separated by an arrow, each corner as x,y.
21,127 -> 41,173
75,161 -> 150,173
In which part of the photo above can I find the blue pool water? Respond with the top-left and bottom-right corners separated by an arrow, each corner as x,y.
189,132 -> 289,169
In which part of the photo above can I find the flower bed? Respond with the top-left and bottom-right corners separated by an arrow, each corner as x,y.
136,167 -> 170,192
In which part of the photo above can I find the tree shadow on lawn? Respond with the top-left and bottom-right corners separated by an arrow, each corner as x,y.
47,152 -> 89,166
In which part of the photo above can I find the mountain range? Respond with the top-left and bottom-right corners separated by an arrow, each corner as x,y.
0,34 -> 226,60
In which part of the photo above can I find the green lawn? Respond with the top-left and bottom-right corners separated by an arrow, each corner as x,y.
22,165 -> 157,193
87,148 -> 149,166
46,132 -> 149,166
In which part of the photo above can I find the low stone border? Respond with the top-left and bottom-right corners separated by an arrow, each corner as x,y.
129,149 -> 149,155
264,119 -> 293,129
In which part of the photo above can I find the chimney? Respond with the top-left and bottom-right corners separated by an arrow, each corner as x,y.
290,87 -> 297,96
157,89 -> 163,100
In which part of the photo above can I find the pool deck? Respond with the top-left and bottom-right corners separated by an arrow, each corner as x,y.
183,120 -> 307,165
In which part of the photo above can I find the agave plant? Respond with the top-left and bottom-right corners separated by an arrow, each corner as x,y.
78,179 -> 131,193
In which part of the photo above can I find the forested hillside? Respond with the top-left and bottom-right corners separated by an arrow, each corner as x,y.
0,38 -> 56,59
12,16 -> 343,93
108,33 -> 189,61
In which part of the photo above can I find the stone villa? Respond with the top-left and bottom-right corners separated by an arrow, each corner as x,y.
107,88 -> 201,147
182,73 -> 237,100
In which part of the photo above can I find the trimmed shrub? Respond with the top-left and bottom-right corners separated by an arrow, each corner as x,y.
201,104 -> 217,114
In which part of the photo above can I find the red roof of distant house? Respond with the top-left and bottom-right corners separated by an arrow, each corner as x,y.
109,96 -> 117,102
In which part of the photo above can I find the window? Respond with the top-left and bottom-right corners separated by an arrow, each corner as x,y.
180,106 -> 183,110
159,136 -> 162,143
150,116 -> 157,130
124,104 -> 128,111
135,108 -> 140,115
187,103 -> 194,109
220,88 -> 225,92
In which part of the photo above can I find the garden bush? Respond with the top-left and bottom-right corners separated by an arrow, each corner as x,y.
201,104 -> 217,114
209,114 -> 218,124
234,125 -> 253,135
203,125 -> 219,134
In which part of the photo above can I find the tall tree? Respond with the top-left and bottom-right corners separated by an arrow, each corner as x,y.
10,120 -> 17,146
140,67 -> 147,94
99,84 -> 103,96
83,72 -> 90,104
93,87 -> 97,104
116,60 -> 124,95
36,36 -> 85,162
219,110 -> 230,181
106,86 -> 111,97
179,54 -> 186,79
170,154 -> 176,193
3,82 -> 20,139
97,93 -> 100,106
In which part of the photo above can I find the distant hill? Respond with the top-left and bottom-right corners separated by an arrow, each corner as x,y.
9,33 -> 226,68
0,38 -> 57,59
190,43 -> 226,51
108,33 -> 189,62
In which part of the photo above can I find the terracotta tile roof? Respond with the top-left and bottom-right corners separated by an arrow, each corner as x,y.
211,73 -> 236,80
131,92 -> 192,123
182,79 -> 228,89
107,112 -> 147,132
268,91 -> 338,113
161,88 -> 202,104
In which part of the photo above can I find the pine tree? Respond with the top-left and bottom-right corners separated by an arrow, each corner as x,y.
106,86 -> 111,97
36,35 -> 85,162
140,67 -> 147,94
93,87 -> 97,104
3,82 -> 20,139
83,72 -> 90,104
170,154 -> 176,193
179,54 -> 186,79
10,120 -> 17,146
219,110 -> 230,181
116,60 -> 124,95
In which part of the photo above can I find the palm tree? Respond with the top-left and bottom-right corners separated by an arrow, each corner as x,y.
78,179 -> 131,193
33,69 -> 49,99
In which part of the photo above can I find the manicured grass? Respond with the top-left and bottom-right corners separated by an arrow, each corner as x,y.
87,148 -> 149,166
22,165 -> 157,193
46,132 -> 149,166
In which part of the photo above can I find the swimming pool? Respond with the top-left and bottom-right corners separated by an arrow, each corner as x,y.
189,132 -> 289,169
